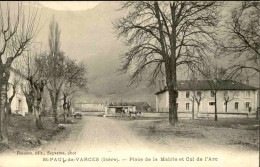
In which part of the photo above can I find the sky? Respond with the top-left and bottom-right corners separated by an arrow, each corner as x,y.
21,1 -> 158,105
39,1 -> 103,11
3,1 -> 258,106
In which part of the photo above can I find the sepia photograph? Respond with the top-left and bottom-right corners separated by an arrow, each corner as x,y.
0,1 -> 259,167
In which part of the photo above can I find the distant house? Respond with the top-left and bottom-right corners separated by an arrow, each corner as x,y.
105,102 -> 136,116
131,102 -> 152,112
155,80 -> 258,116
7,68 -> 28,116
75,102 -> 106,112
104,101 -> 151,116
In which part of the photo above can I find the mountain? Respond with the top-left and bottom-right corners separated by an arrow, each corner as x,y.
6,2 -> 258,108
27,1 -> 158,107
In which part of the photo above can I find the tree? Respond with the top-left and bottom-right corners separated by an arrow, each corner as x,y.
188,72 -> 205,119
114,1 -> 222,125
6,68 -> 21,125
61,61 -> 87,123
194,90 -> 204,117
224,2 -> 260,118
225,2 -> 260,74
41,17 -> 65,124
203,62 -> 228,121
21,50 -> 47,129
223,90 -> 235,113
0,2 -> 40,143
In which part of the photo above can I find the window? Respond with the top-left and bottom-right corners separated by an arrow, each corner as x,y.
224,91 -> 228,96
245,91 -> 250,98
186,91 -> 190,98
209,102 -> 215,106
186,103 -> 190,111
197,91 -> 202,97
245,102 -> 250,109
18,99 -> 22,111
234,91 -> 239,98
210,91 -> 215,97
235,102 -> 239,110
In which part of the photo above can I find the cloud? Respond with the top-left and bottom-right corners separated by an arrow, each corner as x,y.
39,1 -> 102,11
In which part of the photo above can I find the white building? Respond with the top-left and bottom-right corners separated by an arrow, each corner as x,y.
75,103 -> 106,112
155,80 -> 258,116
7,68 -> 28,116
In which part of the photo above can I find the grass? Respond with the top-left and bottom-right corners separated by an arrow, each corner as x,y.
114,117 -> 259,152
0,114 -> 72,153
180,118 -> 259,129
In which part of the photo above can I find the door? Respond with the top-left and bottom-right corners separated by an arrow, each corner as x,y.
208,102 -> 215,113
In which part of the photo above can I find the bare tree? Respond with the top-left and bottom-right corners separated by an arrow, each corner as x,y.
223,90 -> 235,113
225,2 -> 260,74
61,61 -> 87,123
21,50 -> 47,129
0,2 -> 40,143
6,69 -> 21,126
188,73 -> 197,120
194,90 -> 204,117
39,17 -> 65,124
188,72 -> 205,119
203,62 -> 228,121
224,2 -> 260,118
41,17 -> 88,124
114,1 -> 222,125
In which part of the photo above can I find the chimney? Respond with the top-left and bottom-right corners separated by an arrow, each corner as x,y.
162,79 -> 165,89
158,80 -> 162,90
246,78 -> 249,85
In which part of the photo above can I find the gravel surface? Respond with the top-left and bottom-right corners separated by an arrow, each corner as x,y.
0,116 -> 258,167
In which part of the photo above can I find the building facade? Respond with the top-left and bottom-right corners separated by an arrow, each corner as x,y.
155,80 -> 258,116
7,68 -> 28,116
75,103 -> 106,112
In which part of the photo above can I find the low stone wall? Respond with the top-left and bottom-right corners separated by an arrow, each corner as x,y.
82,111 -> 104,116
136,111 -> 250,119
199,112 -> 249,118
84,110 -> 251,119
141,112 -> 192,118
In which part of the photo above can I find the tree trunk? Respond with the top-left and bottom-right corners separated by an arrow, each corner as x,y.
6,103 -> 11,115
63,109 -> 67,123
67,103 -> 71,117
192,96 -> 195,119
214,92 -> 218,121
6,102 -> 13,126
28,105 -> 33,115
196,103 -> 200,118
63,95 -> 67,123
52,95 -> 59,124
168,85 -> 178,125
49,91 -> 59,124
257,70 -> 260,120
63,104 -> 67,123
25,94 -> 34,115
0,83 -> 8,144
34,99 -> 43,129
53,103 -> 58,124
225,102 -> 228,113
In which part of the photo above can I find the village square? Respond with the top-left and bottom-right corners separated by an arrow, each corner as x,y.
0,1 -> 259,167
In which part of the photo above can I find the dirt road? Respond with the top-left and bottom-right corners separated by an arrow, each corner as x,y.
44,116 -> 153,153
0,116 -> 258,167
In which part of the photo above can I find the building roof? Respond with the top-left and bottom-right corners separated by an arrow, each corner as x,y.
108,101 -> 151,108
9,67 -> 27,79
109,102 -> 135,107
155,80 -> 258,95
